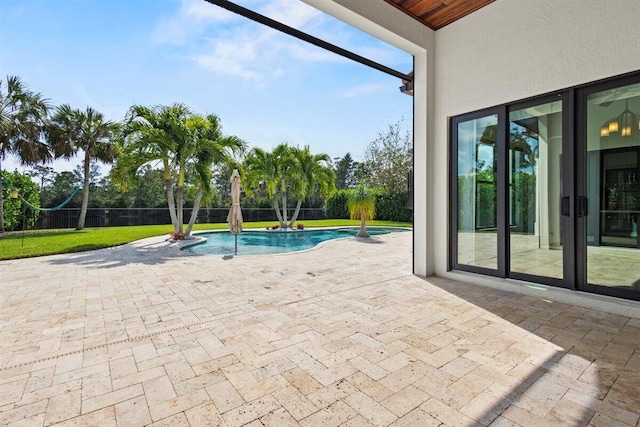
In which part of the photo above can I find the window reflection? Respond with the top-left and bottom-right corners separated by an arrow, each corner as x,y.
586,83 -> 640,289
457,115 -> 498,269
509,101 -> 563,279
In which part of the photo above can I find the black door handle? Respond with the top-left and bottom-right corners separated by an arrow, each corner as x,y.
561,196 -> 570,216
578,196 -> 588,217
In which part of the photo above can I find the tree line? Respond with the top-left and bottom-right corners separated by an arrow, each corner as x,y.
1,75 -> 412,235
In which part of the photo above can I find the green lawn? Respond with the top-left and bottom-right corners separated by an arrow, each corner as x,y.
0,220 -> 411,260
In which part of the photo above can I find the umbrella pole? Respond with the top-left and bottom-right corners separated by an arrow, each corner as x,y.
234,234 -> 238,255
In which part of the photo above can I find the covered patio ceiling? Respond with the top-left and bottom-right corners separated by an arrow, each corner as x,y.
383,0 -> 496,30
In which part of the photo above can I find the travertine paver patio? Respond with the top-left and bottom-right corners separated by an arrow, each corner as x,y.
1,231 -> 640,426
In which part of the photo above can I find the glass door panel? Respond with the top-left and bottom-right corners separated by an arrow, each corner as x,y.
585,83 -> 640,291
456,114 -> 498,270
509,101 -> 564,279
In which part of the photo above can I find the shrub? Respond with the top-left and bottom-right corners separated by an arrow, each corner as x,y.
2,170 -> 40,231
325,188 -> 411,222
375,190 -> 412,222
324,189 -> 349,219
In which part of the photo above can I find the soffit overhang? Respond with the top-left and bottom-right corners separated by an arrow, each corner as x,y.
383,0 -> 496,30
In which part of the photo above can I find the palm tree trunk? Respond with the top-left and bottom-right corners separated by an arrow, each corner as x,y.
176,186 -> 184,233
273,199 -> 284,226
0,157 -> 5,233
282,193 -> 288,228
76,152 -> 91,230
357,215 -> 370,238
163,159 -> 179,234
176,167 -> 185,233
288,199 -> 302,229
185,185 -> 202,236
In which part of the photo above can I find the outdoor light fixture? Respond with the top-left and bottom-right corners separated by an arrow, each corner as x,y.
600,99 -> 638,139
399,71 -> 414,96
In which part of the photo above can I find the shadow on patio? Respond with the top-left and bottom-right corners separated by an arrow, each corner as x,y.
421,275 -> 640,426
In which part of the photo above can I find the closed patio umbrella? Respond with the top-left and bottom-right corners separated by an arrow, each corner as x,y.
226,169 -> 243,254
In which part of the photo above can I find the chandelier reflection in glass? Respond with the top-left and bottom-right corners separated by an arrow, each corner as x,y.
600,99 -> 640,138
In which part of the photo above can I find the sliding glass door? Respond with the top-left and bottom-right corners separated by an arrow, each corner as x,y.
451,71 -> 640,301
452,98 -> 571,286
579,80 -> 640,298
452,112 -> 500,273
508,98 -> 569,285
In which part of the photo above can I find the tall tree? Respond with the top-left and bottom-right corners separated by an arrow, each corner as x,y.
41,170 -> 80,208
129,166 -> 166,208
27,165 -> 55,191
48,105 -> 118,230
362,119 -> 413,194
73,162 -> 101,189
288,146 -> 335,228
0,76 -> 51,233
334,153 -> 356,189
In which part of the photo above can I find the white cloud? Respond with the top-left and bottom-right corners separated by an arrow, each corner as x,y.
339,83 -> 384,98
153,0 -> 354,85
182,0 -> 237,22
260,0 -> 321,28
152,0 -> 239,45
191,26 -> 277,84
193,36 -> 260,81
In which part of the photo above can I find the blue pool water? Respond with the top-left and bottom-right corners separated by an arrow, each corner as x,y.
183,227 -> 409,256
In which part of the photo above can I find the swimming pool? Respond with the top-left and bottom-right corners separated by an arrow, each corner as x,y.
183,227 -> 409,256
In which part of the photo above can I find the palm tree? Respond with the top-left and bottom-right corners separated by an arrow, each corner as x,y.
113,104 -> 244,236
0,76 -> 51,233
112,104 -> 192,235
48,105 -> 119,230
183,114 -> 245,236
288,146 -> 335,228
244,144 -> 295,228
347,182 -> 377,238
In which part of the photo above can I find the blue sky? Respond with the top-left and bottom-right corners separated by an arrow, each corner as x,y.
0,0 -> 413,174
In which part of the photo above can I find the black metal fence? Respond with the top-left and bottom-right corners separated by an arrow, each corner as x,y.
34,208 -> 327,229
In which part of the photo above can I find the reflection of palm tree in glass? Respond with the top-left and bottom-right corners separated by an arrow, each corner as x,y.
510,126 -> 539,234
510,127 -> 539,174
476,125 -> 497,229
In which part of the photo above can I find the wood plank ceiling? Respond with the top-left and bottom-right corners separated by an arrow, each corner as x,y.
383,0 -> 496,30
